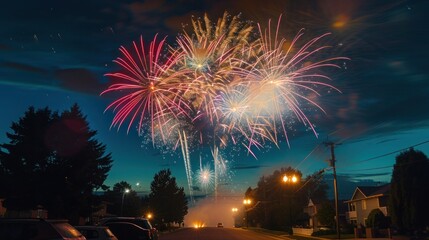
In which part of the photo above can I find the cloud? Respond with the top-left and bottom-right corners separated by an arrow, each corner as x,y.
54,68 -> 107,95
324,173 -> 389,200
0,60 -> 107,95
231,164 -> 269,170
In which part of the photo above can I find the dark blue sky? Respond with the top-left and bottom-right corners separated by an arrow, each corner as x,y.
1,0 -> 428,200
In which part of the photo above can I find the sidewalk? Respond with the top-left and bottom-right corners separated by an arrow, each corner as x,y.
293,234 -> 417,240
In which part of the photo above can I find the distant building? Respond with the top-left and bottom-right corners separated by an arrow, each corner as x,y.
303,198 -> 348,230
344,184 -> 390,227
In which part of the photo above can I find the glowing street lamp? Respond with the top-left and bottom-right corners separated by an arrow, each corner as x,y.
243,199 -> 252,228
281,173 -> 299,228
146,213 -> 153,219
231,207 -> 238,228
120,188 -> 130,216
282,174 -> 299,184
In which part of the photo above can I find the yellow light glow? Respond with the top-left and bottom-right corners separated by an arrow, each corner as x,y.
193,221 -> 205,228
283,174 -> 299,183
282,175 -> 289,182
332,15 -> 349,29
292,175 -> 298,183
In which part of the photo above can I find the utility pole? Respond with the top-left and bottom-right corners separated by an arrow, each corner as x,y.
325,141 -> 341,239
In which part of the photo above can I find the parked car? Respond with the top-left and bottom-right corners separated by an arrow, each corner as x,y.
103,222 -> 151,240
99,217 -> 158,240
0,218 -> 86,240
75,225 -> 118,240
217,222 -> 223,228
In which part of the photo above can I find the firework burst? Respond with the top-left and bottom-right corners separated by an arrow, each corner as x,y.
225,15 -> 349,149
197,159 -> 214,191
176,12 -> 255,125
102,12 -> 348,197
101,34 -> 192,144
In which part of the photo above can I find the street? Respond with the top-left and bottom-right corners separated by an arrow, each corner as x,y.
159,227 -> 288,240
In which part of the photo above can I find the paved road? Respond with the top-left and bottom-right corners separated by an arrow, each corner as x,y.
159,227 -> 288,240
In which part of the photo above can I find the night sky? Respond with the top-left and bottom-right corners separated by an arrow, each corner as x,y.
1,0 -> 428,201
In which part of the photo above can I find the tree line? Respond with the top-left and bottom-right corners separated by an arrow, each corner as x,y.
0,104 -> 188,226
1,104 -> 427,234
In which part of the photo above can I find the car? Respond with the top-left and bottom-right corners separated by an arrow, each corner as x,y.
0,218 -> 86,240
75,225 -> 118,240
103,222 -> 151,240
217,222 -> 223,228
99,217 -> 158,240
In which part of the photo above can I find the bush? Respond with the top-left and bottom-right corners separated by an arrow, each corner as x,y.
366,209 -> 390,229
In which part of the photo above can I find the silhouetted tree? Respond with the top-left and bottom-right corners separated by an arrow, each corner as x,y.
0,104 -> 112,224
301,170 -> 329,203
103,181 -> 142,217
248,167 -> 307,231
244,167 -> 329,231
148,169 -> 188,227
316,202 -> 335,228
389,148 -> 429,233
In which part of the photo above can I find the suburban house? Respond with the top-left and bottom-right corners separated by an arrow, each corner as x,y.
303,198 -> 322,230
344,184 -> 390,227
296,198 -> 348,236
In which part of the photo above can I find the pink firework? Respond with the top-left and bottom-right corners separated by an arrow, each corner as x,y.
101,34 -> 191,143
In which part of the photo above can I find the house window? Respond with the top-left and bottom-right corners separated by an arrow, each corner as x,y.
362,200 -> 367,210
350,203 -> 356,211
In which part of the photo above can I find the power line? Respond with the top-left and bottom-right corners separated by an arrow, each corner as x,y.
294,143 -> 322,170
341,139 -> 429,168
337,165 -> 393,172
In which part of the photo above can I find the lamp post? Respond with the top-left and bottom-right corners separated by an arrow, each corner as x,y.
120,188 -> 130,216
232,207 -> 238,227
243,199 -> 252,228
282,173 -> 299,231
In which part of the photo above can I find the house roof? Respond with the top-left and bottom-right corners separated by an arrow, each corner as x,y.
345,184 -> 390,202
357,184 -> 390,197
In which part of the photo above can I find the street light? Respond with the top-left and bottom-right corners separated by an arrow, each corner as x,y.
120,188 -> 130,216
232,207 -> 238,227
281,173 -> 299,231
146,213 -> 153,220
243,199 -> 252,228
282,174 -> 299,183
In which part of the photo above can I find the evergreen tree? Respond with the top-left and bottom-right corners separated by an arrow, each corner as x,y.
389,148 -> 429,233
148,169 -> 188,227
0,104 -> 112,224
0,107 -> 58,209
